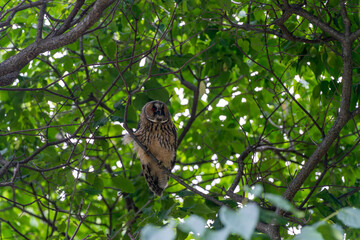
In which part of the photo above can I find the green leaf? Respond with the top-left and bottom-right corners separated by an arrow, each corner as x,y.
0,91 -> 9,101
144,79 -> 169,102
179,215 -> 206,236
123,71 -> 136,86
133,93 -> 151,110
110,115 -> 123,122
175,228 -> 188,240
131,5 -> 142,20
112,175 -> 135,193
163,54 -> 194,68
294,226 -> 324,240
265,193 -> 304,218
112,104 -> 138,128
314,203 -> 334,218
328,0 -> 340,8
316,189 -> 343,210
250,36 -> 263,51
113,99 -> 124,110
320,81 -> 329,96
244,184 -> 263,198
313,84 -> 321,99
219,203 -> 259,240
105,41 -> 117,59
337,207 -> 360,228
92,117 -> 108,128
92,110 -> 108,128
203,228 -> 229,240
205,27 -> 218,40
317,223 -> 344,240
141,221 -> 176,240
187,203 -> 215,215
177,190 -> 195,197
57,219 -> 67,232
86,173 -> 96,185
237,39 -> 249,53
81,187 -> 102,195
93,176 -> 104,192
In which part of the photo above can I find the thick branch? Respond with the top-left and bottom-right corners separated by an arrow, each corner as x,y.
281,38 -> 353,204
177,81 -> 200,146
0,0 -> 114,86
287,4 -> 343,41
0,0 -> 50,28
36,2 -> 46,41
54,0 -> 85,36
228,145 -> 253,192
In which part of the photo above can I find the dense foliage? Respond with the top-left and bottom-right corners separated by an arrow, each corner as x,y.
1,0 -> 360,239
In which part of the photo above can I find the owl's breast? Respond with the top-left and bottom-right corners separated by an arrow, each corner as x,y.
147,126 -> 176,169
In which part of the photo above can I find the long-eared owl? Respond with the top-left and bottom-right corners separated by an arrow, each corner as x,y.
124,101 -> 177,196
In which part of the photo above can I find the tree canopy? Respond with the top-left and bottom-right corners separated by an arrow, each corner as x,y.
1,0 -> 360,239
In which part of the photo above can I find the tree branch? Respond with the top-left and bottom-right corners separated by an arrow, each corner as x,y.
281,29 -> 353,206
0,0 -> 114,86
177,81 -> 200,146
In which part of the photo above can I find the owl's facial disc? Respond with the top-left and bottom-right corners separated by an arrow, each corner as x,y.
147,102 -> 169,123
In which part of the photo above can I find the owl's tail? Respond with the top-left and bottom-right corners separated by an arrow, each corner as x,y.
142,163 -> 169,196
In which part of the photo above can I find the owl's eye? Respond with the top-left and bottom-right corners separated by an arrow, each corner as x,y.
152,106 -> 157,112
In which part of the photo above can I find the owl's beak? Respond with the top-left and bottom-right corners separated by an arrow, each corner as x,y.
155,108 -> 164,116
154,107 -> 168,122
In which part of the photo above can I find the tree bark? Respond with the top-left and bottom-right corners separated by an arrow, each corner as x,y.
0,0 -> 114,86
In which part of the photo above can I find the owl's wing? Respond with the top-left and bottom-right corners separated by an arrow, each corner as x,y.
172,124 -> 177,143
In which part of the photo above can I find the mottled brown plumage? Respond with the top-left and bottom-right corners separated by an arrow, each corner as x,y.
124,101 -> 177,195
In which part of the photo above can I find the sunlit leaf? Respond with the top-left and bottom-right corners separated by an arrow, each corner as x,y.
294,226 -> 324,240
337,207 -> 360,228
179,215 -> 206,236
219,203 -> 259,240
141,221 -> 176,240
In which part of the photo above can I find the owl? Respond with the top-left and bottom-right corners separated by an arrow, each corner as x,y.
124,100 -> 177,196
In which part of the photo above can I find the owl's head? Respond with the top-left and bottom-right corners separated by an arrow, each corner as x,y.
142,101 -> 171,123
